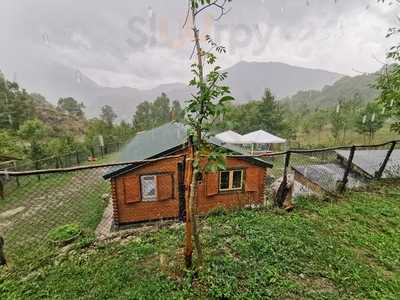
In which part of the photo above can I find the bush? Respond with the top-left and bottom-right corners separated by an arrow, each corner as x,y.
47,224 -> 81,245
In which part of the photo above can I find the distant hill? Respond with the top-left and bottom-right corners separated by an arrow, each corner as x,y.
31,94 -> 87,135
2,61 -> 343,121
224,61 -> 343,102
281,72 -> 380,109
0,72 -> 87,135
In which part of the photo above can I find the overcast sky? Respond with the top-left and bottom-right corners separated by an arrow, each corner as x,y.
0,0 -> 398,90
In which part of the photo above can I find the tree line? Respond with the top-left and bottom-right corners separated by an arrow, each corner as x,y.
0,71 -> 184,162
0,69 -> 392,165
214,89 -> 389,147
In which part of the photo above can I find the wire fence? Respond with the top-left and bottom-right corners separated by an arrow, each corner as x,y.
0,140 -> 399,267
4,142 -> 122,172
260,140 -> 400,202
0,156 -> 187,266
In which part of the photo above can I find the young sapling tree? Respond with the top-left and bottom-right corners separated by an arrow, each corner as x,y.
183,0 -> 234,268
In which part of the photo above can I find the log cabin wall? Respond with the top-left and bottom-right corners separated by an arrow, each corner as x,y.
114,156 -> 184,224
112,150 -> 267,225
197,157 -> 266,214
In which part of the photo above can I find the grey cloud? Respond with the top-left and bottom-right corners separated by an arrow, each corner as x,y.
0,0 -> 398,94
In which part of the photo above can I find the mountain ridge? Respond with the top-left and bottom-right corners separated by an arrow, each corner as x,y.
1,61 -> 344,120
281,71 -> 380,109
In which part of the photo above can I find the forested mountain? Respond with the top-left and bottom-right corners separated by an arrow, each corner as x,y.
281,71 -> 379,109
1,61 -> 343,121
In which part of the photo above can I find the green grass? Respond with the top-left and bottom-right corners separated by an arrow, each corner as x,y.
0,168 -> 110,267
1,173 -> 74,208
1,182 -> 400,299
294,124 -> 400,148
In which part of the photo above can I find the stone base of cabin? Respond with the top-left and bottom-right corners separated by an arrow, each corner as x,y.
95,199 -> 114,240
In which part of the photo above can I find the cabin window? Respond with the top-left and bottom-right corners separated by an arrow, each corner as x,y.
219,170 -> 243,191
140,175 -> 157,201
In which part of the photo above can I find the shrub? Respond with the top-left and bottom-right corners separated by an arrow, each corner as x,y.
47,224 -> 81,245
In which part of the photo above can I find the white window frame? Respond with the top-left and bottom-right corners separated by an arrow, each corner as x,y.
219,169 -> 243,192
140,175 -> 157,201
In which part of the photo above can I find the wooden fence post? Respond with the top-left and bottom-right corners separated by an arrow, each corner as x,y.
283,151 -> 291,180
0,236 -> 6,266
339,145 -> 356,193
375,141 -> 397,179
0,177 -> 4,200
275,151 -> 291,208
76,151 -> 81,165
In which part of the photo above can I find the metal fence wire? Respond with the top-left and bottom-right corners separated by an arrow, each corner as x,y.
263,140 -> 400,199
7,142 -> 122,172
0,141 -> 399,266
0,159 -> 169,265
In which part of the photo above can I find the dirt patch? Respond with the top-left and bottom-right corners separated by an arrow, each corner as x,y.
0,207 -> 25,219
290,273 -> 336,293
352,247 -> 395,279
0,221 -> 11,231
97,220 -> 182,245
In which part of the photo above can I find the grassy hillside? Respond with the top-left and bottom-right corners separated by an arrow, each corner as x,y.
0,73 -> 87,136
1,181 -> 399,299
293,123 -> 400,148
282,72 -> 379,109
30,94 -> 87,135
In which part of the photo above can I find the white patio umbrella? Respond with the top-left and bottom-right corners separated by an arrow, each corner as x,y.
215,130 -> 246,144
242,130 -> 287,153
242,130 -> 286,144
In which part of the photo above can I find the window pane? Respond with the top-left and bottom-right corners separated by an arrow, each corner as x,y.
141,176 -> 156,200
232,170 -> 242,189
220,171 -> 230,190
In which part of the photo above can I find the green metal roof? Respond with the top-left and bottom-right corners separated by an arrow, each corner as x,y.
119,122 -> 187,162
104,122 -> 272,179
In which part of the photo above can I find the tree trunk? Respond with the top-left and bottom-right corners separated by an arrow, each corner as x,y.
189,165 -> 203,264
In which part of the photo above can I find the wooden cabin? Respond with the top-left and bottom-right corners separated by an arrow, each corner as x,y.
103,122 -> 272,226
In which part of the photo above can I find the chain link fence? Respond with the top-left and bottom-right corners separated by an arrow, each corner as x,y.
5,142 -> 122,172
0,141 -> 399,266
262,140 -> 400,201
0,156 -> 187,266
